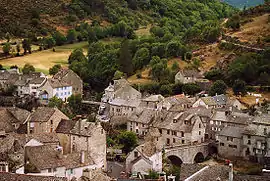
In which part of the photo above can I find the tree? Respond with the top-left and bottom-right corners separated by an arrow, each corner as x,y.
117,131 -> 138,154
22,63 -> 35,74
118,39 -> 133,75
182,83 -> 201,95
0,64 -> 4,70
150,56 -> 170,81
3,43 -> 11,55
66,29 -> 77,43
133,48 -> 150,70
209,80 -> 227,96
16,43 -> 20,56
52,31 -> 67,46
68,48 -> 86,64
5,32 -> 11,42
48,96 -> 64,108
233,79 -> 246,95
22,39 -> 31,54
49,64 -> 62,75
113,70 -> 124,80
67,94 -> 82,115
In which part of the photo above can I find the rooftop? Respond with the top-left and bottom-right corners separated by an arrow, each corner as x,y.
0,172 -> 67,181
218,126 -> 244,138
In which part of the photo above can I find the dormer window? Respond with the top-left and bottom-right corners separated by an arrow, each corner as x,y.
173,119 -> 177,123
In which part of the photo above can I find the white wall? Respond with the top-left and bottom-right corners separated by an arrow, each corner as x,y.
53,86 -> 72,101
149,152 -> 162,172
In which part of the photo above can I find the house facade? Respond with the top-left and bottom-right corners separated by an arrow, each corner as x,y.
193,97 -> 217,109
27,107 -> 69,134
56,119 -> 107,169
38,79 -> 72,102
24,145 -> 98,179
153,111 -> 206,146
175,69 -> 203,84
217,126 -> 244,158
53,69 -> 83,96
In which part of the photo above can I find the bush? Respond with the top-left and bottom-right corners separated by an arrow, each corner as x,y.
3,43 -> 11,55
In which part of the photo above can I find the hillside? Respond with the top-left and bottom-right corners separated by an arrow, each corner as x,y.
223,0 -> 264,8
0,0 -> 235,38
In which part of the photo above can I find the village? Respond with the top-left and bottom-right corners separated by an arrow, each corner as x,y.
0,65 -> 269,181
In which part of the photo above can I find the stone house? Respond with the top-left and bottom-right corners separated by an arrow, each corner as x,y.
53,68 -> 83,96
242,114 -> 270,163
55,119 -> 106,169
175,69 -> 203,84
126,128 -> 163,175
193,97 -> 217,109
109,98 -> 140,117
217,126 -> 244,158
140,95 -> 164,109
24,144 -> 98,179
212,94 -> 227,108
152,110 -> 206,146
38,79 -> 72,102
102,79 -> 141,102
127,109 -> 156,137
210,111 -> 253,139
14,72 -> 47,97
157,95 -> 193,112
0,107 -> 30,134
0,70 -> 19,90
227,98 -> 246,111
27,107 -> 69,134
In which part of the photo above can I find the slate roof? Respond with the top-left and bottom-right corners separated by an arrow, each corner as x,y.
185,107 -> 212,118
182,69 -> 203,78
29,107 -> 58,122
213,94 -> 227,106
56,119 -> 96,137
212,111 -> 253,125
55,119 -> 77,134
48,78 -> 71,88
219,126 -> 244,138
142,95 -> 164,102
200,97 -> 217,106
5,107 -> 31,124
109,98 -> 140,107
0,172 -> 67,181
29,77 -> 46,84
179,164 -> 205,180
153,111 -> 201,132
53,68 -> 75,80
253,114 -> 270,125
0,108 -> 17,133
187,165 -> 230,181
26,145 -> 94,170
128,109 -> 156,124
25,133 -> 59,144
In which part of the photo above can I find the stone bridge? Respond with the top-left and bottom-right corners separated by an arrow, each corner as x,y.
165,142 -> 214,166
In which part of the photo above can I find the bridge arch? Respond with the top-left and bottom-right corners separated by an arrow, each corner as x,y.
167,155 -> 183,167
193,152 -> 204,163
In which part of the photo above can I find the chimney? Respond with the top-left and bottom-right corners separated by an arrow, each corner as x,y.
81,151 -> 85,164
229,163 -> 233,181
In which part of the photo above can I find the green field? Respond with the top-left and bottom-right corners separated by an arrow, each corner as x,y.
0,41 -> 88,74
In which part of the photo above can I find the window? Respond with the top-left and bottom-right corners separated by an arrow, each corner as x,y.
264,128 -> 267,135
136,123 -> 138,126
173,138 -> 176,143
136,129 -> 138,133
50,127 -> 53,133
229,144 -> 237,149
167,130 -> 170,135
199,131 -> 201,135
53,168 -> 57,172
70,168 -> 73,174
159,129 -> 162,134
247,140 -> 251,145
134,151 -> 138,158
220,142 -> 224,146
199,123 -> 201,128
181,132 -> 184,137
50,120 -> 53,125
101,129 -> 104,134
48,168 -> 52,173
167,138 -> 170,145
182,140 -> 185,144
